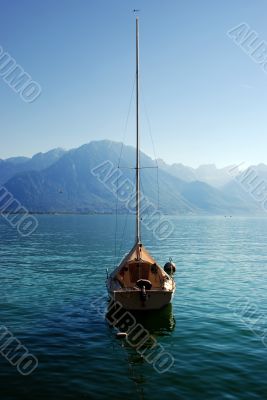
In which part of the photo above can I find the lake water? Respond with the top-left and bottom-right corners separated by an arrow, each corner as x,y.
1,214 -> 267,399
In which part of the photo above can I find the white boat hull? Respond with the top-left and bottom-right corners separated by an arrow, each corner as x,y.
108,289 -> 175,311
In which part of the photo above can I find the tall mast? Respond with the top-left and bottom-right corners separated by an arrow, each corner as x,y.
135,16 -> 140,244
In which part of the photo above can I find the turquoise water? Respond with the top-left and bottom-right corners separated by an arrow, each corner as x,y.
1,215 -> 267,399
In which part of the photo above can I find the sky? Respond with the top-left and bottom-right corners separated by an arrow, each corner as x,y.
1,0 -> 267,167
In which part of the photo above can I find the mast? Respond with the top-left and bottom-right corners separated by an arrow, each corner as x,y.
135,16 -> 140,244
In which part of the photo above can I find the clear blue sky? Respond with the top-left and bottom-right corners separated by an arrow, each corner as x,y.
1,0 -> 267,167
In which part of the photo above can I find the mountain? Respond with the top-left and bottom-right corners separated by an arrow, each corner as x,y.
158,160 -> 234,188
195,164 -> 234,187
157,159 -> 196,182
5,157 -> 29,165
0,148 -> 66,184
1,140 -> 261,215
221,164 -> 267,214
4,141 -> 192,213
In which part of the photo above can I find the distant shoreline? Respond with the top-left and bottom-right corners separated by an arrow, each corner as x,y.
0,211 -> 114,215
0,212 -> 266,217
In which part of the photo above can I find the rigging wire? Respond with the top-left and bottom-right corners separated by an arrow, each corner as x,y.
117,205 -> 130,265
118,171 -> 136,264
140,84 -> 160,237
139,175 -> 146,243
115,77 -> 161,262
115,75 -> 136,266
140,84 -> 158,163
116,171 -> 135,265
114,172 -> 119,266
118,76 -> 136,168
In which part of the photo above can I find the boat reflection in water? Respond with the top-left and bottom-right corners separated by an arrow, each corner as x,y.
106,301 -> 175,366
106,302 -> 175,337
106,303 -> 175,395
130,303 -> 175,335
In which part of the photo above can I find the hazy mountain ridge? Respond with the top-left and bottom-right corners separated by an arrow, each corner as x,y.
0,148 -> 66,184
157,159 -> 235,188
1,140 -> 265,215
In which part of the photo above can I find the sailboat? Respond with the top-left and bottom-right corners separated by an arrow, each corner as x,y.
107,16 -> 175,310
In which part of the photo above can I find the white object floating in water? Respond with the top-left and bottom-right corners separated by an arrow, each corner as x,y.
116,332 -> 127,339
